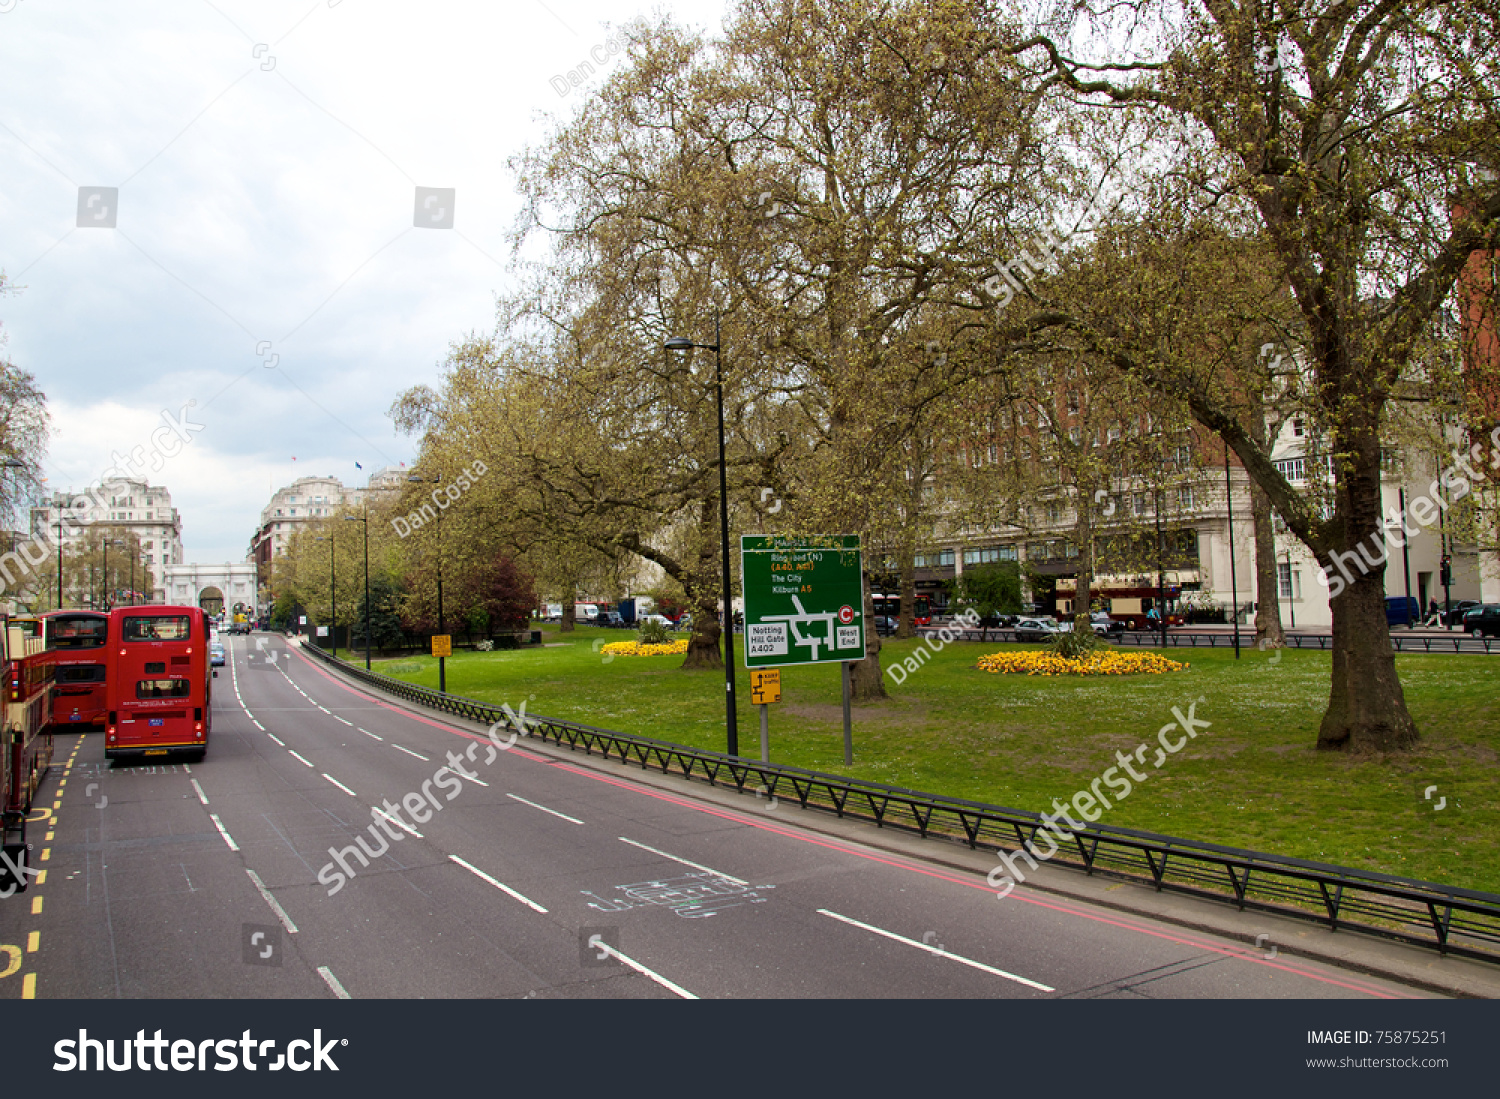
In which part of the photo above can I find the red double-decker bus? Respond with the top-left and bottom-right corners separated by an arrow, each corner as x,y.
3,615 -> 54,884
41,610 -> 109,730
105,606 -> 213,762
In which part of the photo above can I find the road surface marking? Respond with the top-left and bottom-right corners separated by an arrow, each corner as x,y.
359,728 -> 384,741
334,716 -> 352,726
816,909 -> 1054,991
373,806 -> 423,839
288,750 -> 314,768
618,837 -> 747,885
21,973 -> 35,999
246,868 -> 300,933
589,938 -> 698,1000
267,733 -> 285,746
393,744 -> 429,761
190,779 -> 209,805
506,793 -> 583,824
26,932 -> 38,952
448,855 -> 548,913
209,814 -> 239,851
316,705 -> 331,714
322,773 -> 357,797
317,966 -> 351,999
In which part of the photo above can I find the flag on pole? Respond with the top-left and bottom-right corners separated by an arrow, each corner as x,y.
355,461 -> 362,469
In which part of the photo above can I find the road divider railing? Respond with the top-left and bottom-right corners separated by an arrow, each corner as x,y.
298,639 -> 1500,964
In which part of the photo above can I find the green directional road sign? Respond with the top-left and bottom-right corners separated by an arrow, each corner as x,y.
740,535 -> 865,668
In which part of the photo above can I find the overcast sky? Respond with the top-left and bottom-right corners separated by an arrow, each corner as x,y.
1,0 -> 729,565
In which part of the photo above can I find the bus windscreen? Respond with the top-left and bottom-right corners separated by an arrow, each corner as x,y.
122,615 -> 193,642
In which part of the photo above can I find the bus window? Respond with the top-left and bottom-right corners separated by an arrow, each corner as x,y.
136,679 -> 192,699
123,615 -> 191,642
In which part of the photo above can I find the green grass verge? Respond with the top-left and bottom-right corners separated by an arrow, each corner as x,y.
369,626 -> 1500,893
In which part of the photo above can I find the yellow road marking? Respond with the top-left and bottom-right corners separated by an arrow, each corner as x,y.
0,946 -> 19,978
26,932 -> 38,953
44,832 -> 53,842
29,897 -> 41,915
40,849 -> 49,862
25,808 -> 50,823
34,870 -> 45,886
21,973 -> 35,999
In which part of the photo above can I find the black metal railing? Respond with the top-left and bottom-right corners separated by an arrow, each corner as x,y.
917,626 -> 1498,654
297,639 -> 1500,964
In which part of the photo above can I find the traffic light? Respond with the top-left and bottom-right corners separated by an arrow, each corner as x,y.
1440,556 -> 1452,587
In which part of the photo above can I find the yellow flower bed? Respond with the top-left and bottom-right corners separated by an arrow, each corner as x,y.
600,640 -> 690,657
977,649 -> 1188,677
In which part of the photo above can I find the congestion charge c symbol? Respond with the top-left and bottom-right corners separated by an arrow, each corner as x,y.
0,946 -> 20,979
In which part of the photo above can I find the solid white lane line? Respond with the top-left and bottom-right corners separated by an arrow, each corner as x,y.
209,814 -> 239,852
288,750 -> 314,768
816,909 -> 1054,992
506,792 -> 583,824
373,806 -> 423,839
317,966 -> 352,1000
589,938 -> 698,1000
246,868 -> 300,934
250,719 -> 265,731
618,837 -> 747,885
190,779 -> 209,805
322,773 -> 357,797
334,715 -> 353,726
448,855 -> 548,913
393,744 -> 429,761
267,733 -> 285,746
359,728 -> 384,741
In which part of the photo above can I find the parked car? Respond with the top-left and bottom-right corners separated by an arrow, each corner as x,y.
639,614 -> 674,629
1440,599 -> 1482,627
1014,616 -> 1068,642
1384,595 -> 1421,627
1462,604 -> 1500,639
873,615 -> 897,637
597,610 -> 626,628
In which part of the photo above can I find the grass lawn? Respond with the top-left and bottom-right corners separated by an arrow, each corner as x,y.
370,626 -> 1500,893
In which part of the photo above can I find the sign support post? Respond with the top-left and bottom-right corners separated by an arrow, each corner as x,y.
841,661 -> 853,764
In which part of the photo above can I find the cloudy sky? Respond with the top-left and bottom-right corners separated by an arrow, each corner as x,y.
1,0 -> 729,564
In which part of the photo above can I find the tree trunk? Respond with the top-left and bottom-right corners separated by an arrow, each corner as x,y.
560,599 -> 576,633
895,557 -> 917,639
1250,481 -> 1285,647
1315,441 -> 1418,752
850,576 -> 888,701
681,499 -> 725,669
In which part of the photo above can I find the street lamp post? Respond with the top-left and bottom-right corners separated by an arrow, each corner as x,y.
1154,489 -> 1167,648
317,534 -> 337,657
345,508 -> 371,670
102,537 -> 120,611
666,313 -> 739,757
409,476 -> 446,693
55,518 -> 65,610
1284,547 -> 1296,629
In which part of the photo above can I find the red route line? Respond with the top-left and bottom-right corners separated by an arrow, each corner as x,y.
285,644 -> 1414,1000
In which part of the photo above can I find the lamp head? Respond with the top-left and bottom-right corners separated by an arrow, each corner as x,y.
664,336 -> 696,352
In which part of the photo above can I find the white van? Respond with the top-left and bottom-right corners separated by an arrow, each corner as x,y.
576,603 -> 599,620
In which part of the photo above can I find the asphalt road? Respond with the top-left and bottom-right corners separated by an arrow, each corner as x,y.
0,633 -> 1435,1000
